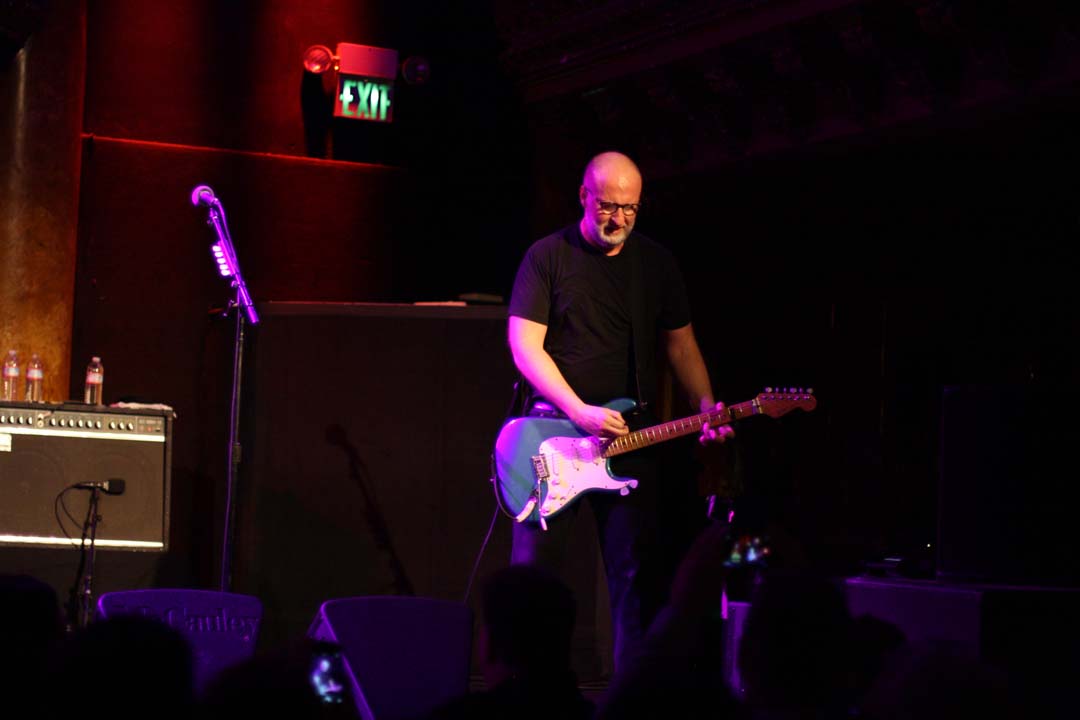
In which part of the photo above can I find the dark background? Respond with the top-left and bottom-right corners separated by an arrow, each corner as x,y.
4,0 -> 1080,680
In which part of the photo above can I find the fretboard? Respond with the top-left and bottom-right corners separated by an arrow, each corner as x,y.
602,399 -> 760,458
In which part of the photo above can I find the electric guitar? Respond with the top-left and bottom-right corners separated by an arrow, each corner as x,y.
493,388 -> 816,529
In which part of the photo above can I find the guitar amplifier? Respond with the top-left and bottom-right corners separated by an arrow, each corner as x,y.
0,401 -> 173,551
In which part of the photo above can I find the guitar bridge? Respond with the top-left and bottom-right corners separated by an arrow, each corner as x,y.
530,455 -> 549,480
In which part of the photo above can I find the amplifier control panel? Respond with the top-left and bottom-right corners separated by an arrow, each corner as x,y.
0,403 -> 168,438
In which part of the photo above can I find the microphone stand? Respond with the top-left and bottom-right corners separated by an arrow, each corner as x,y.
77,487 -> 102,628
196,188 -> 259,593
220,290 -> 245,594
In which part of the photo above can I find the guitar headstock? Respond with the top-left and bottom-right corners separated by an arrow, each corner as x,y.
755,387 -> 817,418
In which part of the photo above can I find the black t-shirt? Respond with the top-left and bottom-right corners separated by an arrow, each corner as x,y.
509,224 -> 691,406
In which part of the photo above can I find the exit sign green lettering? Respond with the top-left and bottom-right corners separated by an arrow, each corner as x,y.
336,76 -> 393,123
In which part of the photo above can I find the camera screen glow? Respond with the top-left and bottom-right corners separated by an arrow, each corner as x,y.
310,655 -> 345,704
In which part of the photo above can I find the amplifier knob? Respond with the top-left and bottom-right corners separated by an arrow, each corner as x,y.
127,422 -> 135,431
95,421 -> 102,429
1,415 -> 6,423
50,418 -> 57,426
77,420 -> 85,428
109,421 -> 116,430
16,416 -> 24,424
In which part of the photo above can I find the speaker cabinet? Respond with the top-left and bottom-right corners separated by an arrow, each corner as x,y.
0,402 -> 173,550
937,385 -> 1078,586
232,303 -> 518,648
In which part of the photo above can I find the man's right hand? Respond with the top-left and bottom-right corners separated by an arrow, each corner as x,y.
571,404 -> 630,438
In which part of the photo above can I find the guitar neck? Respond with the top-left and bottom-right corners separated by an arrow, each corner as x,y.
602,399 -> 760,458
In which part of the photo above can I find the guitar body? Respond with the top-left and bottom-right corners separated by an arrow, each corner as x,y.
492,388 -> 816,528
494,398 -> 640,525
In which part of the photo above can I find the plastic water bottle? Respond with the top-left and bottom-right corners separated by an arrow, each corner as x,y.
25,353 -> 44,403
84,356 -> 104,405
1,350 -> 19,402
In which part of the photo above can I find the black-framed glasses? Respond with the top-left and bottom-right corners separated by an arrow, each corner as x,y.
585,187 -> 641,216
595,200 -> 640,217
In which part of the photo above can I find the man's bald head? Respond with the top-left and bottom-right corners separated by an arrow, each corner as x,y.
579,152 -> 643,255
582,152 -> 642,194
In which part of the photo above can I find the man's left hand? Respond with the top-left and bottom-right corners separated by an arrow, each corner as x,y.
699,402 -> 735,445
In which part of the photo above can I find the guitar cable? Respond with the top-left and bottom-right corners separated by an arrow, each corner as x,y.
463,503 -> 501,606
465,382 -> 538,603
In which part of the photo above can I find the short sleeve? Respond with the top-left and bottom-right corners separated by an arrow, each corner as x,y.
508,240 -> 553,325
657,248 -> 691,331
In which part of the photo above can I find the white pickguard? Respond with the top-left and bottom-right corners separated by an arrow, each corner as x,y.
536,435 -> 638,517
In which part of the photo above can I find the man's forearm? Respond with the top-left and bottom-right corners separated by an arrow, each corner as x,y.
511,345 -> 587,419
666,332 -> 715,412
508,315 -> 629,437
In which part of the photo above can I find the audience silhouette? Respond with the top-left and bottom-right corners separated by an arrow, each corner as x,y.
425,563 -> 594,720
1,520 -> 1061,720
0,574 -> 64,713
859,640 -> 1018,720
197,636 -> 358,719
50,613 -> 194,720
599,519 -> 908,720
736,569 -> 858,719
598,519 -> 746,720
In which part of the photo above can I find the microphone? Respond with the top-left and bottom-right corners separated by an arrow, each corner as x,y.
74,478 -> 126,495
190,185 -> 220,207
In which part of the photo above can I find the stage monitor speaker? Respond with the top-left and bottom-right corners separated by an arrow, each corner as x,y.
0,402 -> 173,551
720,578 -> 1080,715
937,385 -> 1078,586
844,577 -> 1080,713
97,589 -> 262,694
307,596 -> 473,720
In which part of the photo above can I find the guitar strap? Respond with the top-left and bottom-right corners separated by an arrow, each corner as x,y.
505,376 -> 530,421
629,235 -> 649,415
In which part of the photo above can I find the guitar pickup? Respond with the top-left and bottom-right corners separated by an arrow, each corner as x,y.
531,455 -> 549,480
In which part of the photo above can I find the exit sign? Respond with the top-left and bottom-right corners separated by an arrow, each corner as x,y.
333,43 -> 398,123
336,76 -> 393,122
